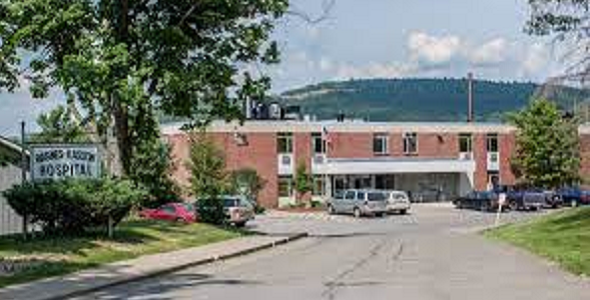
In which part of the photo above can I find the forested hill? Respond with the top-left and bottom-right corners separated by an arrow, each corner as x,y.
274,78 -> 589,122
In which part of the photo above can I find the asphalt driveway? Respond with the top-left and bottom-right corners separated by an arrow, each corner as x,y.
78,204 -> 590,300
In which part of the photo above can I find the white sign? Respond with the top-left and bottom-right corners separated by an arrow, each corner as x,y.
498,193 -> 507,206
30,145 -> 100,181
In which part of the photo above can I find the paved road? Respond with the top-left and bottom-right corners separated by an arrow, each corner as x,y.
78,204 -> 590,300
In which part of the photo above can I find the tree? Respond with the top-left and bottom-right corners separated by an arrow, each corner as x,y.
294,161 -> 312,205
31,105 -> 88,144
509,98 -> 580,188
0,0 -> 288,176
187,132 -> 228,224
230,168 -> 266,203
526,0 -> 590,79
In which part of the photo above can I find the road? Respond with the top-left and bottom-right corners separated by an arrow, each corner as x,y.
78,204 -> 590,300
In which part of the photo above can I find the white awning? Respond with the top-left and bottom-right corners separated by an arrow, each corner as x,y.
313,157 -> 476,175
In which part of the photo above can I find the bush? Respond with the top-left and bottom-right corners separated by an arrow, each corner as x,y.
195,198 -> 225,225
3,178 -> 147,235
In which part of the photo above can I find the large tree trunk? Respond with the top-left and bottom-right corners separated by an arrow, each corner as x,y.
112,101 -> 131,176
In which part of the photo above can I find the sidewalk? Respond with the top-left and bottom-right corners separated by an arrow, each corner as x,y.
0,233 -> 307,300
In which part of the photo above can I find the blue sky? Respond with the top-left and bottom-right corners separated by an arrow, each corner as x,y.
0,0 -> 564,135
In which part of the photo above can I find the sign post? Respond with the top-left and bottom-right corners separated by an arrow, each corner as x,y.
29,144 -> 101,181
495,193 -> 506,227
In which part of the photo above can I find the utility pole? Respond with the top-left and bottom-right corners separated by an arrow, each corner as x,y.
467,73 -> 474,123
20,121 -> 28,239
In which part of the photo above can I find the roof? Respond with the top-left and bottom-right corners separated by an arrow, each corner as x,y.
0,135 -> 26,154
161,120 -> 519,135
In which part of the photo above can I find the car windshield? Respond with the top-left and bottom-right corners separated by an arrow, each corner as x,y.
181,203 -> 194,211
367,192 -> 387,201
223,198 -> 239,207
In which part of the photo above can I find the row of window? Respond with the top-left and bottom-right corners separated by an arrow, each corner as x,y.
277,132 -> 500,155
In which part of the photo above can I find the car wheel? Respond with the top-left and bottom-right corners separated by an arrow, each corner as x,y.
234,221 -> 246,228
508,201 -> 518,211
327,205 -> 335,215
353,207 -> 362,218
399,209 -> 407,215
175,217 -> 184,223
571,199 -> 578,207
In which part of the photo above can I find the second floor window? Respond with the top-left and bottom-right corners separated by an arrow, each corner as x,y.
277,132 -> 293,154
373,134 -> 389,155
403,132 -> 418,154
311,132 -> 325,154
459,133 -> 472,152
487,133 -> 498,152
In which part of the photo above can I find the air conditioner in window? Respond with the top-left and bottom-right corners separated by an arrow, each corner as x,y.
280,154 -> 292,165
459,152 -> 473,160
313,154 -> 326,164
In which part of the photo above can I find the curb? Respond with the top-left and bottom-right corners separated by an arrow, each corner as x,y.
40,232 -> 308,300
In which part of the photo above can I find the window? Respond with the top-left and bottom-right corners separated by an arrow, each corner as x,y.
356,191 -> 366,200
345,190 -> 356,200
311,132 -> 325,154
313,176 -> 326,196
373,134 -> 389,155
403,132 -> 418,154
368,192 -> 387,201
459,133 -> 472,152
486,133 -> 498,152
277,132 -> 293,153
278,176 -> 293,197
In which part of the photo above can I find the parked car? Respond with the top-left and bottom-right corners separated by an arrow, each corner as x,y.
139,202 -> 196,223
453,191 -> 502,212
327,189 -> 389,218
193,195 -> 255,227
494,185 -> 545,211
556,187 -> 590,207
222,196 -> 255,227
384,190 -> 411,214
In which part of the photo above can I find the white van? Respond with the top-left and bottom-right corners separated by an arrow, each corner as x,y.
384,190 -> 411,214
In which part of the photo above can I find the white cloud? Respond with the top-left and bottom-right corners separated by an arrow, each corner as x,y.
319,57 -> 333,72
469,38 -> 508,66
521,42 -> 549,75
334,62 -> 416,79
408,32 -> 462,66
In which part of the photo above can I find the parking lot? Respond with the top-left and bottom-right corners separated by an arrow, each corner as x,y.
78,203 -> 590,300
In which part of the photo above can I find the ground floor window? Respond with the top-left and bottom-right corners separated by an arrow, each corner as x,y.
278,176 -> 293,197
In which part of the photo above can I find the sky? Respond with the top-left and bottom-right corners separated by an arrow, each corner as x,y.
0,0 -> 566,135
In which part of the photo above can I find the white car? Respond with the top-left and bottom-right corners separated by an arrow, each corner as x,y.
385,190 -> 411,214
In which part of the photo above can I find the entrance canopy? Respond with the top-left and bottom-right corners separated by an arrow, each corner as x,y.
315,157 -> 476,175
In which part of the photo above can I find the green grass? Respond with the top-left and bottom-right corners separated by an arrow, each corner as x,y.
0,220 -> 243,288
485,207 -> 590,276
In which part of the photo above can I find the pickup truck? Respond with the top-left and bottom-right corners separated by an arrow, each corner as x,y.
453,191 -> 503,212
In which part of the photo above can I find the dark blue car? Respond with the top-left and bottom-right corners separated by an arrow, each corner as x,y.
556,188 -> 590,206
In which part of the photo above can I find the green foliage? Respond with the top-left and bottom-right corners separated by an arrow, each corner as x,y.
525,0 -> 588,36
0,0 -> 288,176
31,105 -> 88,144
2,178 -> 147,235
195,198 -> 226,225
128,112 -> 180,208
230,168 -> 266,200
294,161 -> 312,198
509,98 -> 580,188
187,132 -> 228,224
276,78 -> 590,122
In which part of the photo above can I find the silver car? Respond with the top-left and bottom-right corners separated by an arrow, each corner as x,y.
327,189 -> 389,218
385,190 -> 411,214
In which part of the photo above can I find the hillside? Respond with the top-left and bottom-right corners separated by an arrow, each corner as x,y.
274,78 -> 589,122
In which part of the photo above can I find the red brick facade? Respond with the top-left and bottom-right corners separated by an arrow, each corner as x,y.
164,122 -> 542,208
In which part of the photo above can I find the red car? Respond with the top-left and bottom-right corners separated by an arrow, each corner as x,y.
139,203 -> 196,223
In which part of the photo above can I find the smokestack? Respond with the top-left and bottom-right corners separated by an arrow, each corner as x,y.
467,72 -> 474,123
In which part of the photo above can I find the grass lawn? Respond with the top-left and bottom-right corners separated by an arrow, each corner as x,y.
0,220 -> 243,288
485,207 -> 590,276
